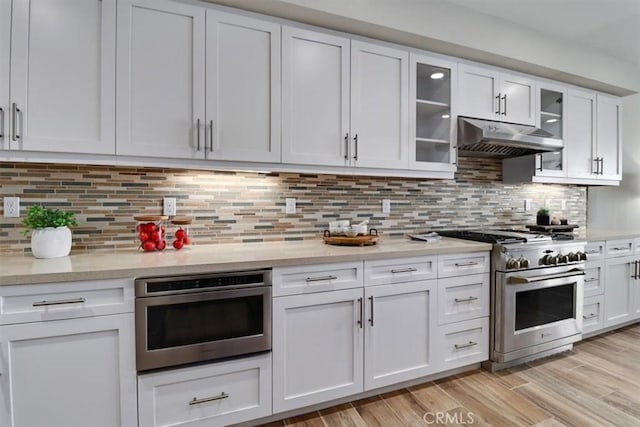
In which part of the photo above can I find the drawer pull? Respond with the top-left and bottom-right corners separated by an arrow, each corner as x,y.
586,250 -> 600,255
390,267 -> 417,274
305,275 -> 338,282
189,392 -> 229,405
454,341 -> 478,350
454,261 -> 479,267
32,297 -> 86,307
611,247 -> 629,251
583,313 -> 598,320
584,278 -> 598,283
454,296 -> 479,303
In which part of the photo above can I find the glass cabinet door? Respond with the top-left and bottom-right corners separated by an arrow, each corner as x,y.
409,54 -> 456,172
537,84 -> 567,176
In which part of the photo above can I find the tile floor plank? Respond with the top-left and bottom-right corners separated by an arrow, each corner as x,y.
352,396 -> 407,427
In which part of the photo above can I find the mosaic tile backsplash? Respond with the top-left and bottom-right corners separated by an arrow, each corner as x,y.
0,158 -> 586,254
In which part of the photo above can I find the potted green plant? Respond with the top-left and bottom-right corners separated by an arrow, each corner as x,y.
536,207 -> 550,226
22,206 -> 78,258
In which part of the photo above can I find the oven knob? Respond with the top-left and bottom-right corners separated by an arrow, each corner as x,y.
558,254 -> 569,264
518,257 -> 530,268
542,255 -> 555,265
567,252 -> 578,262
506,258 -> 520,269
576,251 -> 587,261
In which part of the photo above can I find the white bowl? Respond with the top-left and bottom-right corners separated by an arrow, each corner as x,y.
329,220 -> 350,235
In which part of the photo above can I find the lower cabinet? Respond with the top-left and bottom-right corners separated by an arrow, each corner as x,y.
138,353 -> 272,427
583,295 -> 604,334
0,313 -> 137,427
604,255 -> 635,327
436,317 -> 489,371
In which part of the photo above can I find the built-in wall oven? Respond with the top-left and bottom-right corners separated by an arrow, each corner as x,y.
135,270 -> 272,371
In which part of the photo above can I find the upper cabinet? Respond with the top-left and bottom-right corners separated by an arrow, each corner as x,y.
281,27 -> 350,167
595,94 -> 622,180
116,0 -> 205,159
458,64 -> 535,125
2,0 -> 116,154
117,0 -> 280,162
282,27 -> 409,170
409,53 -> 457,172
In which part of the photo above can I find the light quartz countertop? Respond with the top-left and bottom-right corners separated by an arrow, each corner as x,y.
585,229 -> 640,241
0,237 -> 491,286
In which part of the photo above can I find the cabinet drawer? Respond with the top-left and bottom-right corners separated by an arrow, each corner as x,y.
273,262 -> 363,296
0,279 -> 134,325
438,252 -> 489,278
585,241 -> 605,261
583,295 -> 604,335
364,256 -> 436,286
438,274 -> 489,325
138,353 -> 271,427
436,317 -> 489,371
605,240 -> 634,258
583,262 -> 604,298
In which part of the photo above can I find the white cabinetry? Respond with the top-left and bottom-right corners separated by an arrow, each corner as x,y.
3,0 -> 116,154
458,63 -> 535,125
0,279 -> 136,427
138,353 -> 272,427
272,287 -> 364,413
117,1 -> 280,162
604,255 -> 635,327
409,53 -> 457,172
566,90 -> 622,183
282,27 -> 408,170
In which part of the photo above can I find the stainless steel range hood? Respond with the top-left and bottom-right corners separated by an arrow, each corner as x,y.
457,116 -> 563,158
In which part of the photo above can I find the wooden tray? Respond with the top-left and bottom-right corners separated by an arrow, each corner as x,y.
526,224 -> 578,232
323,229 -> 379,246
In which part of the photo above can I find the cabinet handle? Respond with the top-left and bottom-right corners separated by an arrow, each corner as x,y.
454,261 -> 478,267
636,260 -> 640,280
11,102 -> 20,141
592,158 -> 599,175
32,297 -> 86,307
454,296 -> 479,303
209,120 -> 214,152
599,158 -> 604,175
633,260 -> 639,280
501,94 -> 507,116
368,296 -> 374,326
305,275 -> 337,282
495,93 -> 501,114
612,247 -> 628,251
344,133 -> 349,160
0,107 -> 4,139
584,278 -> 598,283
536,153 -> 543,172
454,341 -> 478,350
189,392 -> 229,405
196,119 -> 201,151
353,134 -> 358,161
357,297 -> 363,328
583,313 -> 598,320
586,250 -> 600,255
390,267 -> 417,274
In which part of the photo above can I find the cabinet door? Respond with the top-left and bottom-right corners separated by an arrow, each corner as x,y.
364,280 -> 437,390
8,0 -> 116,154
272,288 -> 364,413
350,41 -> 408,169
282,26 -> 350,166
116,0 -> 205,159
596,94 -> 622,180
206,10 -> 281,163
0,0 -> 10,150
535,82 -> 567,177
567,89 -> 597,179
458,64 -> 499,121
500,74 -> 535,125
409,53 -> 457,171
604,256 -> 634,327
0,314 -> 137,427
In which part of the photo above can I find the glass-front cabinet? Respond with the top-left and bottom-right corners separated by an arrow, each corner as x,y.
536,82 -> 567,177
409,53 -> 456,172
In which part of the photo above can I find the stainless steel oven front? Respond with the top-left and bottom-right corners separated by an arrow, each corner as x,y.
135,270 -> 272,371
494,265 -> 584,363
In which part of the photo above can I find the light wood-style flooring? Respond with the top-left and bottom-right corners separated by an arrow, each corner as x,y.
260,323 -> 640,427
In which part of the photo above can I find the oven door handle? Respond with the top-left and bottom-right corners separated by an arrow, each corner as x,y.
508,269 -> 584,284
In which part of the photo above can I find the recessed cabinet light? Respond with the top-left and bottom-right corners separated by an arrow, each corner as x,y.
546,118 -> 558,123
430,72 -> 445,79
442,114 -> 450,119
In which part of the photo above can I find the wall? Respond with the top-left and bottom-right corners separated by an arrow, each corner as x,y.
0,158 -> 585,254
587,93 -> 640,229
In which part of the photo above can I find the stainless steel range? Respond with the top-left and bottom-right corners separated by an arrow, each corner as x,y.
438,229 -> 586,371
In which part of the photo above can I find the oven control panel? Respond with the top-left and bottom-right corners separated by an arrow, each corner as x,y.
496,241 -> 587,271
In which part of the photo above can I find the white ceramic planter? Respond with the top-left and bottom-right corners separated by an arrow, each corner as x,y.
31,226 -> 72,259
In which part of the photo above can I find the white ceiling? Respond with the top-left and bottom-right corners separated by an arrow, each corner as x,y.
444,0 -> 640,66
